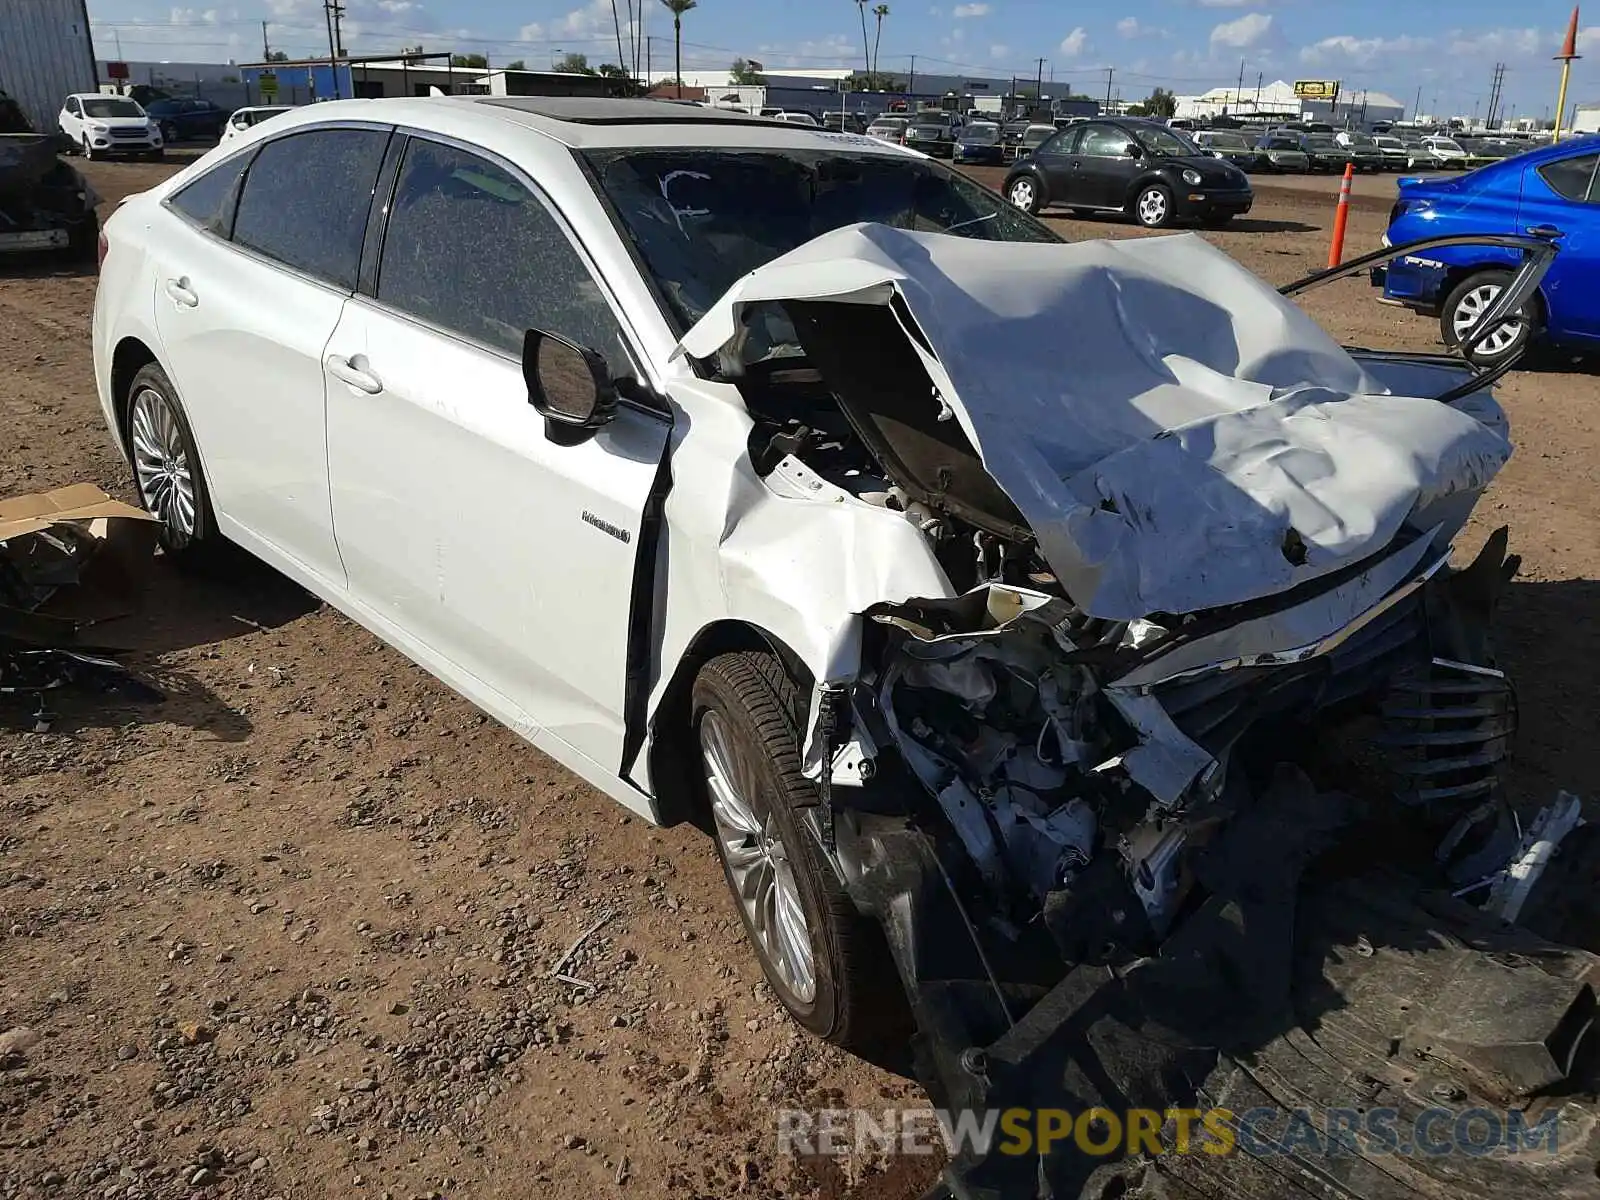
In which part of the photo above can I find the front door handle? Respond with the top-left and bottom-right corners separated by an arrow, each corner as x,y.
1527,224 -> 1565,241
326,353 -> 383,395
163,277 -> 198,307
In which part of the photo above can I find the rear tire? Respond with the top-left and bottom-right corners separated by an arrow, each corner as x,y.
124,362 -> 224,565
691,651 -> 908,1056
1440,269 -> 1536,365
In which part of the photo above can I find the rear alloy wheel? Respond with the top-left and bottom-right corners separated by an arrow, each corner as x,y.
1441,270 -> 1535,365
1007,175 -> 1043,214
126,362 -> 222,563
1133,183 -> 1174,229
691,651 -> 907,1055
161,121 -> 178,142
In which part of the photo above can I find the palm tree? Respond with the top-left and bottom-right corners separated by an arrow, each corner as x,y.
871,4 -> 889,77
660,0 -> 697,98
855,0 -> 871,76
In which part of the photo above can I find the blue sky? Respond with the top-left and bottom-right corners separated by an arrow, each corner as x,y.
87,0 -> 1599,120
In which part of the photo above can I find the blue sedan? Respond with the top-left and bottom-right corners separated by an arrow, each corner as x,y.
953,123 -> 1004,166
1378,135 -> 1600,362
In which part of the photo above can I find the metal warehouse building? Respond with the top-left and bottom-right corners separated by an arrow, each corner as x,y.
0,0 -> 99,134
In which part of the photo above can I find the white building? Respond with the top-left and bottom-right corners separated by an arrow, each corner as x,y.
1573,103 -> 1600,134
1175,79 -> 1406,127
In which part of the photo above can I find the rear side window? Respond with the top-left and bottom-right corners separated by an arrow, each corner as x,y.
231,128 -> 389,290
168,150 -> 253,237
375,138 -> 630,376
1537,153 -> 1600,202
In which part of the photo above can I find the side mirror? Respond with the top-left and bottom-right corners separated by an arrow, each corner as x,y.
522,329 -> 618,446
1124,142 -> 1141,158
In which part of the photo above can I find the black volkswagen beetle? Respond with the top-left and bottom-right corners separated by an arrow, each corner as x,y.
1001,117 -> 1253,228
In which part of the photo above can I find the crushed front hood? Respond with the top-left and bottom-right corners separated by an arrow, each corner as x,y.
677,224 -> 1511,619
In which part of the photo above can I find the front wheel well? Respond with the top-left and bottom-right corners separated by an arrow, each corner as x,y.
110,336 -> 159,452
647,621 -> 815,828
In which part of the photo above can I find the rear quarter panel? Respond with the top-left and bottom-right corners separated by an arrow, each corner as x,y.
91,194 -> 162,456
1382,164 -> 1525,307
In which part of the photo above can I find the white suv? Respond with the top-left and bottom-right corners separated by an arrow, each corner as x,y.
92,97 -> 1549,1191
59,92 -> 163,159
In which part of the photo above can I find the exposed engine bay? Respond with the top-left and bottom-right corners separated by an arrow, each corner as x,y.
688,225 -> 1598,1199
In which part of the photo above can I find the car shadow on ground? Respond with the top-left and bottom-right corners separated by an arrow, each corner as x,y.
1,548 -> 318,739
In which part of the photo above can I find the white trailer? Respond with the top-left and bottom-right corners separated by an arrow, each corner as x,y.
0,0 -> 99,135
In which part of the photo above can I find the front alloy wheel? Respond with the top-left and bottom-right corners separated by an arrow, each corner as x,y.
1007,175 -> 1042,214
701,708 -> 817,1003
690,651 -> 908,1057
1134,183 -> 1174,228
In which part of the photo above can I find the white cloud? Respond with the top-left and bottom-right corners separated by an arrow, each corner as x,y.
517,21 -> 545,40
1117,16 -> 1140,37
1210,12 -> 1272,49
1197,0 -> 1252,7
1058,26 -> 1088,56
952,2 -> 989,16
373,0 -> 420,12
1299,33 -> 1430,65
989,43 -> 1009,58
1446,26 -> 1541,57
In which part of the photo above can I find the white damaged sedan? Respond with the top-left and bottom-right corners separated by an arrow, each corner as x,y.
94,96 -> 1597,1199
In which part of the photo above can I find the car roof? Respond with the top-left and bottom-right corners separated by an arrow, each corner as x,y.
249,95 -> 920,155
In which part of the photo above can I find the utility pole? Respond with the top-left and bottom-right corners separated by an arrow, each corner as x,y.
1235,58 -> 1245,113
1485,62 -> 1505,129
1255,71 -> 1262,112
1104,66 -> 1113,114
909,54 -> 916,95
323,0 -> 345,98
1035,56 -> 1045,106
1413,85 -> 1422,121
261,20 -> 270,59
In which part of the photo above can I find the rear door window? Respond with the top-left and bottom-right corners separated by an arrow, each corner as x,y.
231,127 -> 390,290
1537,153 -> 1600,202
168,150 -> 254,237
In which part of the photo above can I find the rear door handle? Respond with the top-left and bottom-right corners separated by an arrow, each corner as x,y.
326,353 -> 383,395
163,277 -> 198,307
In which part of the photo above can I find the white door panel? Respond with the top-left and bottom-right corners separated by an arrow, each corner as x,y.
325,299 -> 670,769
149,216 -> 347,585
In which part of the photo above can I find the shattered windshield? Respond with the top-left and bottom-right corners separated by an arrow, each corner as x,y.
584,147 -> 1058,353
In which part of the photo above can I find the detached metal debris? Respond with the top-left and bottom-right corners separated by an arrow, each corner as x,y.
0,483 -> 163,724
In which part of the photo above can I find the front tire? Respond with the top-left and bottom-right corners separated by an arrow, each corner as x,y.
1132,182 -> 1175,228
1440,270 -> 1535,365
125,362 -> 222,563
81,136 -> 95,161
1006,174 -> 1044,214
691,651 -> 905,1055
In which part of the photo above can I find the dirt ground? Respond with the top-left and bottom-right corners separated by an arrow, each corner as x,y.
1,154 -> 1596,1200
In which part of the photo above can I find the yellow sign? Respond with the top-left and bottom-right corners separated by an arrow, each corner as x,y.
1293,79 -> 1340,100
258,71 -> 279,98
